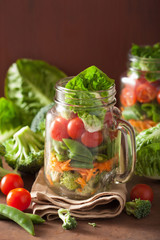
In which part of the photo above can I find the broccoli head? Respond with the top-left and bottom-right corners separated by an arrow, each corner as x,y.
3,126 -> 44,174
58,208 -> 77,230
60,171 -> 80,190
125,198 -> 151,219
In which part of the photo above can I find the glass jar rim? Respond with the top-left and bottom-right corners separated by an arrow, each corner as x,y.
55,77 -> 116,107
55,77 -> 116,97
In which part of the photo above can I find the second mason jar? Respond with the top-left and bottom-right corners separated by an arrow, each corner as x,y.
44,77 -> 136,200
120,46 -> 160,134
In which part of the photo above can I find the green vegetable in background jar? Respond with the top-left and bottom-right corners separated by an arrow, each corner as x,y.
120,43 -> 160,134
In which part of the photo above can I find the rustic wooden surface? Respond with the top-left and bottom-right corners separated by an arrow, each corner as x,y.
0,160 -> 160,240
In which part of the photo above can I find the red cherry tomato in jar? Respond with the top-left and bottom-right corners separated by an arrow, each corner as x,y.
50,116 -> 69,141
130,184 -> 154,202
1,174 -> 24,195
7,188 -> 31,211
157,90 -> 160,104
136,83 -> 157,103
67,117 -> 85,139
81,131 -> 103,148
120,87 -> 137,107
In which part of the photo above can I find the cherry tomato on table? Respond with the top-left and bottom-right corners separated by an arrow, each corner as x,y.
50,116 -> 69,141
130,184 -> 154,202
136,82 -> 157,103
67,117 -> 85,139
0,173 -> 24,195
81,131 -> 103,148
7,188 -> 31,211
120,87 -> 137,107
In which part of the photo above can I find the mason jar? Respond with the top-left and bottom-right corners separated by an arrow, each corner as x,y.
44,77 -> 136,200
120,54 -> 160,134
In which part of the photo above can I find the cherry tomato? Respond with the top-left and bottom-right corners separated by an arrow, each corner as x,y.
136,83 -> 157,103
157,90 -> 160,104
130,184 -> 154,202
7,188 -> 31,211
1,174 -> 24,195
67,117 -> 85,139
81,131 -> 103,148
50,116 -> 69,141
120,87 -> 137,107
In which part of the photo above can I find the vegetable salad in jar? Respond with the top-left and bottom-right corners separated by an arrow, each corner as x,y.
120,43 -> 160,134
44,66 -> 136,199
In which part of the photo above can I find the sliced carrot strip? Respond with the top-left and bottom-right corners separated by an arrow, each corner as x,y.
75,177 -> 87,189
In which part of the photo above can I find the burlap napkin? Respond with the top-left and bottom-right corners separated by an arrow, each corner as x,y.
31,168 -> 127,220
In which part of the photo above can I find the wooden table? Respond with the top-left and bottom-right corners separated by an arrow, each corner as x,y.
0,167 -> 160,240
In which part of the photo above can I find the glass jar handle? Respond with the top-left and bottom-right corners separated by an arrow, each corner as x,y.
115,118 -> 136,183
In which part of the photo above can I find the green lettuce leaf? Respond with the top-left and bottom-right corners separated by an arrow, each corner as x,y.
135,123 -> 160,176
65,66 -> 114,132
0,98 -> 22,143
122,104 -> 145,121
130,43 -> 160,81
5,59 -> 67,125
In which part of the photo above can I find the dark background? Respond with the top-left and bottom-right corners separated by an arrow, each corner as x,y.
0,0 -> 160,102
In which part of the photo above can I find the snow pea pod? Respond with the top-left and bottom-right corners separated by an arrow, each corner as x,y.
69,152 -> 93,163
70,160 -> 94,169
25,213 -> 45,224
0,204 -> 35,235
63,139 -> 93,160
0,212 -> 45,224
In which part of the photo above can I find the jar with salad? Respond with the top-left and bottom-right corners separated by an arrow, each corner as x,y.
44,66 -> 136,200
120,43 -> 160,134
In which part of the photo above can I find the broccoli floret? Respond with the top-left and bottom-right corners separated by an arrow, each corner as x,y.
88,222 -> 97,227
125,198 -> 151,219
3,126 -> 44,174
60,171 -> 80,190
31,103 -> 54,137
58,208 -> 77,230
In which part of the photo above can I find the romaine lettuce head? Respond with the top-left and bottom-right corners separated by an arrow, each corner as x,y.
5,59 -> 66,125
135,123 -> 160,177
0,97 -> 22,143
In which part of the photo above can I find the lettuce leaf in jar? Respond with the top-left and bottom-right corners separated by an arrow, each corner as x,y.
64,66 -> 115,132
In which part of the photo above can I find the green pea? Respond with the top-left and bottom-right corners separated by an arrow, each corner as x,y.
0,204 -> 35,235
